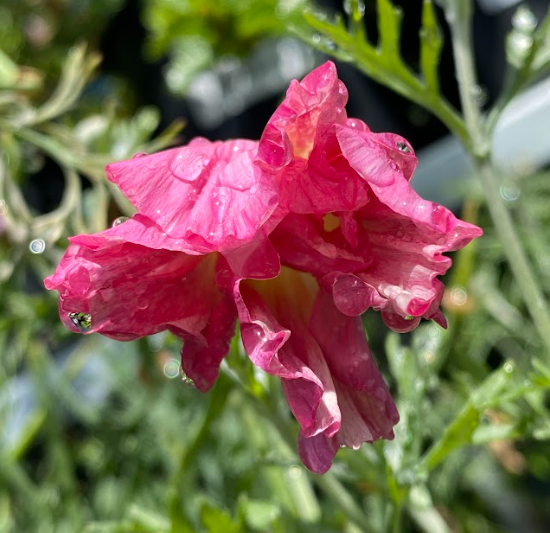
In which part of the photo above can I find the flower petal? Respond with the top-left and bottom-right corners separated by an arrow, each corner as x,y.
44,227 -> 220,341
335,124 -> 483,323
235,274 -> 341,439
105,139 -> 278,252
258,61 -> 369,214
309,290 -> 399,440
297,433 -> 339,474
181,289 -> 237,392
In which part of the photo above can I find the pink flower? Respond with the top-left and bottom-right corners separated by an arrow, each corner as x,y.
45,62 -> 482,475
237,61 -> 482,472
45,138 -> 280,392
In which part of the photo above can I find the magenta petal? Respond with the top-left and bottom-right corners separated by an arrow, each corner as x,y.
181,291 -> 237,392
106,139 -> 278,252
334,124 -> 482,321
298,433 -> 339,475
236,282 -> 341,438
259,61 -> 347,168
222,233 -> 281,279
44,230 -> 219,341
258,62 -> 370,214
310,291 -> 399,441
269,214 -> 368,278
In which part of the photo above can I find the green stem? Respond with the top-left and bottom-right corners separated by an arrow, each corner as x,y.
446,1 -> 487,158
477,161 -> 550,356
448,0 -> 550,356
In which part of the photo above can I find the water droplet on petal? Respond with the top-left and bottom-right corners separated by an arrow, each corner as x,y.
68,312 -> 92,332
180,367 -> 196,387
112,216 -> 129,227
137,295 -> 149,310
29,238 -> 45,254
397,141 -> 411,154
132,152 -> 148,159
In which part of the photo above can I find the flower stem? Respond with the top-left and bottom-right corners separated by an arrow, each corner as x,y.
447,0 -> 550,356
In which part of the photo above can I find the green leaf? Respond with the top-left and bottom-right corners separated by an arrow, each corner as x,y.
243,500 -> 281,531
377,0 -> 403,64
297,0 -> 468,144
0,48 -> 18,88
201,502 -> 240,533
419,0 -> 443,94
418,362 -> 515,472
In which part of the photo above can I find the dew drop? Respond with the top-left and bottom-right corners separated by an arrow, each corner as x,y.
312,34 -> 321,44
111,216 -> 129,227
180,368 -> 196,387
68,312 -> 92,332
397,141 -> 411,154
137,295 -> 148,310
29,238 -> 46,254
287,465 -> 302,480
509,32 -> 533,56
504,362 -> 514,373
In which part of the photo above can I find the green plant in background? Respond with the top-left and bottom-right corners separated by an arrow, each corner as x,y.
2,1 -> 550,532
143,0 -> 309,94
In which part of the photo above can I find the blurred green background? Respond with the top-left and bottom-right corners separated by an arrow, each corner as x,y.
1,1 -> 550,532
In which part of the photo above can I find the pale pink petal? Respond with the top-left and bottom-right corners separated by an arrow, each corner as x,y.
105,139 -> 278,252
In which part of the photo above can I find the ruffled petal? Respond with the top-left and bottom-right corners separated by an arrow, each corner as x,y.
298,432 -> 339,475
235,274 -> 341,440
269,214 -> 368,278
105,139 -> 278,252
258,61 -> 369,214
309,290 -> 399,440
44,226 -> 221,341
333,124 -> 482,324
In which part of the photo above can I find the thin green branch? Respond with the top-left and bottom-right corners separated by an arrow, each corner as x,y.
447,0 -> 550,357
